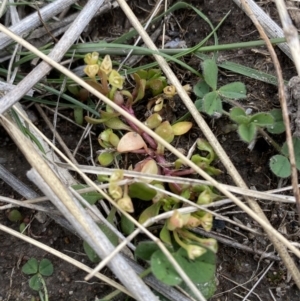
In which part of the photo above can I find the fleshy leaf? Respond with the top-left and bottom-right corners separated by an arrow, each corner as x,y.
148,78 -> 166,96
121,214 -> 135,235
172,122 -> 193,136
72,184 -> 103,205
98,152 -> 114,167
202,91 -> 222,116
160,223 -> 172,245
8,209 -> 23,222
237,123 -> 257,143
117,132 -> 147,152
218,82 -> 247,99
104,117 -> 132,131
138,202 -> 162,224
202,59 -> 218,90
132,73 -> 146,103
145,113 -> 162,129
129,182 -> 156,201
269,154 -> 291,178
74,108 -> 83,125
151,249 -> 182,286
83,241 -> 100,263
155,121 -> 174,143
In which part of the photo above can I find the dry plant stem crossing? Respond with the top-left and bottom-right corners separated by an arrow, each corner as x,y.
116,0 -> 300,289
0,0 -> 78,50
274,0 -> 300,214
241,0 -> 300,288
232,0 -> 293,60
0,0 -> 106,115
2,26 -> 300,301
1,110 -> 158,301
1,23 -> 300,261
0,224 -> 133,297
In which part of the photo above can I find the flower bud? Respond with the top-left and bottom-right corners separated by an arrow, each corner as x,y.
84,64 -> 99,79
199,212 -> 213,232
113,91 -> 124,106
197,238 -> 218,253
197,189 -> 212,205
100,54 -> 112,75
109,70 -> 125,89
163,85 -> 176,98
185,215 -> 202,228
167,210 -> 190,231
186,244 -> 206,260
84,52 -> 99,65
109,182 -> 122,199
117,195 -> 134,213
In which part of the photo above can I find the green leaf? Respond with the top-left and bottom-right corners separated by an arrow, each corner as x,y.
138,202 -> 162,224
193,80 -> 210,98
148,78 -> 166,96
249,112 -> 274,127
202,91 -> 222,116
229,107 -> 249,124
39,259 -> 53,277
22,258 -> 39,275
98,223 -> 119,247
194,98 -> 203,112
29,274 -> 42,291
237,123 -> 257,143
98,152 -> 114,167
151,249 -> 182,286
135,241 -> 160,261
281,137 -> 300,170
174,248 -> 216,283
129,182 -> 157,201
72,184 -> 103,205
19,222 -> 27,234
121,214 -> 135,235
160,223 -> 172,245
74,107 -> 83,125
218,82 -> 247,99
83,241 -> 100,263
267,109 -> 285,134
269,154 -> 291,178
202,59 -> 218,90
8,209 -> 23,222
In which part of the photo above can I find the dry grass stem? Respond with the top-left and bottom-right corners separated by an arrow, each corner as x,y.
241,0 -> 300,288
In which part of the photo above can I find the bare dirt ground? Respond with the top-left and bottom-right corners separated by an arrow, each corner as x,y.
1,0 -> 300,300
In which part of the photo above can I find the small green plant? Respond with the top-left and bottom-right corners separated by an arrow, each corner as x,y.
193,59 -> 247,116
270,137 -> 300,178
229,107 -> 274,143
22,258 -> 54,301
135,239 -> 217,299
77,53 -> 222,298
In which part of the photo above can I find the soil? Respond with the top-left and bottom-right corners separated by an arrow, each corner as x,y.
1,0 -> 300,300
